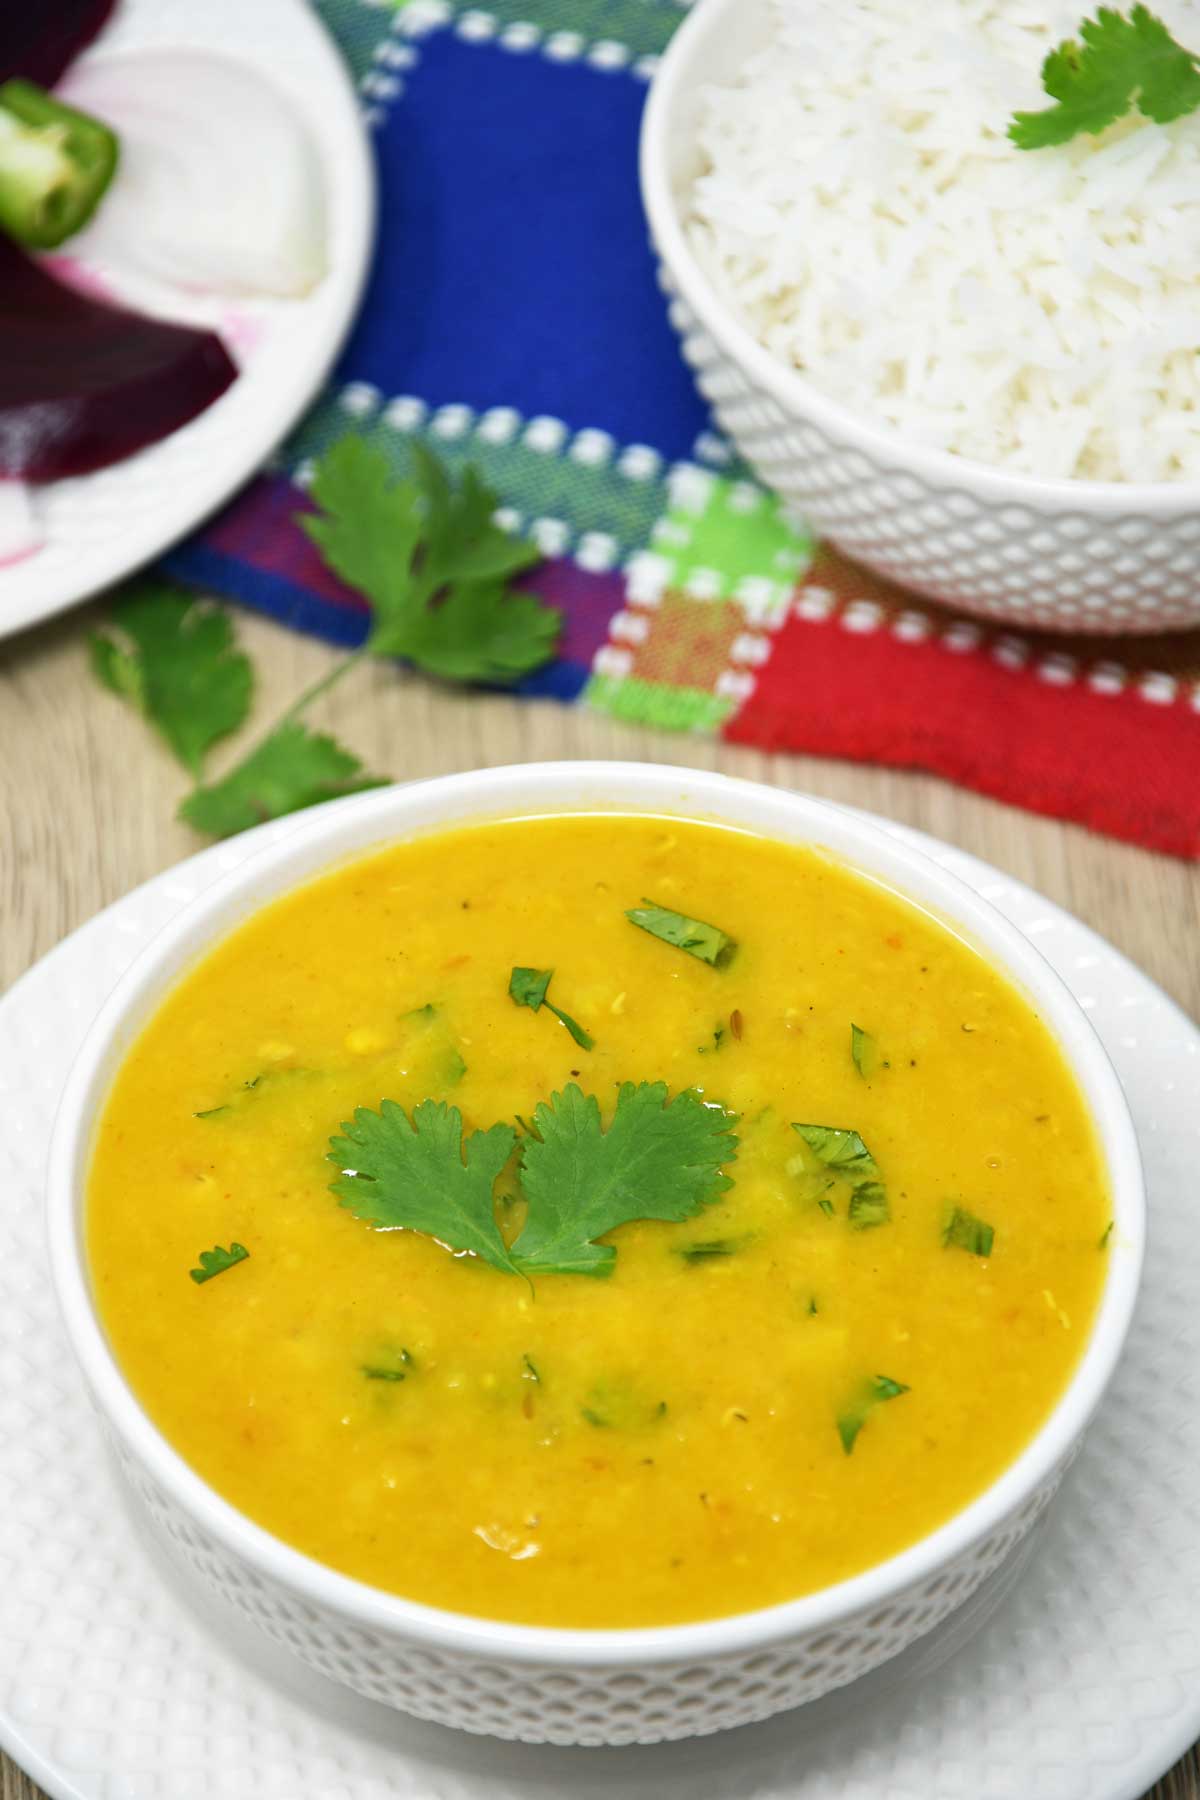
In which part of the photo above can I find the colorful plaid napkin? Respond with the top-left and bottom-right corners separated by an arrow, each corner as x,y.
164,0 -> 1200,859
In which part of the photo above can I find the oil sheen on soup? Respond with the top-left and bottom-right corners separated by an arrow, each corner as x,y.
87,815 -> 1110,1628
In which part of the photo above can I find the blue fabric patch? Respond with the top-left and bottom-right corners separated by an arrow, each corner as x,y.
334,31 -> 709,460
162,541 -> 592,700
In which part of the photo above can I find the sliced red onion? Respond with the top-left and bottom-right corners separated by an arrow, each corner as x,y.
0,236 -> 236,481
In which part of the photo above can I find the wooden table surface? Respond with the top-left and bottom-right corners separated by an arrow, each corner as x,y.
2,601 -> 1198,1800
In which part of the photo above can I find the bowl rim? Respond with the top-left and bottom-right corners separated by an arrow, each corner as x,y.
639,0 -> 1200,515
46,762 -> 1145,1667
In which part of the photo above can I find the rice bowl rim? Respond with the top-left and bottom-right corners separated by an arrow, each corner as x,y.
640,0 -> 1200,514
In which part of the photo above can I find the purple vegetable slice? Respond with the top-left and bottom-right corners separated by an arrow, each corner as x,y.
0,1 -> 116,88
0,236 -> 237,481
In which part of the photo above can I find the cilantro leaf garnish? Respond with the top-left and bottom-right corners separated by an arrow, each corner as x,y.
190,1242 -> 250,1285
789,1122 -> 889,1228
674,1236 -> 744,1262
91,442 -> 558,840
89,584 -> 252,777
1009,6 -> 1200,148
509,967 -> 595,1050
179,721 -> 385,837
362,1346 -> 414,1381
625,900 -> 737,968
330,1099 -> 521,1276
792,1123 -> 879,1179
301,437 -> 557,683
837,1373 -> 910,1454
513,1082 -> 739,1277
850,1023 -> 881,1079
943,1205 -> 995,1257
848,1181 -> 890,1230
328,1083 -> 738,1281
1099,1219 -> 1114,1250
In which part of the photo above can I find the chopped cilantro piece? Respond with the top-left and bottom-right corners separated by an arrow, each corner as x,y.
1009,6 -> 1200,150
190,1242 -> 249,1285
581,1406 -> 610,1428
943,1205 -> 995,1257
817,1196 -> 835,1217
850,1024 -> 880,1079
792,1122 -> 879,1179
837,1373 -> 910,1454
399,1003 -> 468,1088
1099,1219 -> 1114,1250
675,1237 -> 742,1262
362,1346 -> 414,1382
848,1181 -> 890,1230
522,1354 -> 541,1383
508,967 -> 594,1051
625,900 -> 737,968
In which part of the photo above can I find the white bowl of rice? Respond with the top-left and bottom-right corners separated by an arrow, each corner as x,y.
640,0 -> 1200,633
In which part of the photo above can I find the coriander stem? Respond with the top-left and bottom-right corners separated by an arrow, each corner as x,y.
277,644 -> 369,728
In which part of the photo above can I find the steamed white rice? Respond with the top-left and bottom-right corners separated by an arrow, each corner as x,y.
686,0 -> 1200,482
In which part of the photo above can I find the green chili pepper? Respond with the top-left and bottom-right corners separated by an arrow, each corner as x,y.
0,79 -> 118,250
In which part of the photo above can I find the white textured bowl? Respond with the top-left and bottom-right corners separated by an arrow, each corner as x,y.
640,0 -> 1200,635
46,765 -> 1144,1746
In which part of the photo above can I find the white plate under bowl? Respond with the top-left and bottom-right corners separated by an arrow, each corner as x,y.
1,797 -> 1198,1800
0,0 -> 374,641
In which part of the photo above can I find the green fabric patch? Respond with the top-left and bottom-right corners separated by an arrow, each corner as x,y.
585,674 -> 735,733
395,0 -> 684,58
283,399 -> 668,562
314,0 -> 397,81
649,470 -> 813,614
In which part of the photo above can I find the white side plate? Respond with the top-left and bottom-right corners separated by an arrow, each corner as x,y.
1,800 -> 1197,1800
0,0 -> 374,640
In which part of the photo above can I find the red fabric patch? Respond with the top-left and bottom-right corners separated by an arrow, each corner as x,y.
728,608 -> 1200,858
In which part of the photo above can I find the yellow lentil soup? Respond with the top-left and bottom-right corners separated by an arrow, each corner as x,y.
87,815 -> 1109,1629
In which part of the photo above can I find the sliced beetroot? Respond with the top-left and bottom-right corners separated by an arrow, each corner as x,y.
0,237 -> 237,481
0,1 -> 116,86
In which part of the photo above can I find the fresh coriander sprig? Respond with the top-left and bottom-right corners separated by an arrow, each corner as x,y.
329,1080 -> 739,1281
89,441 -> 560,839
1009,6 -> 1200,149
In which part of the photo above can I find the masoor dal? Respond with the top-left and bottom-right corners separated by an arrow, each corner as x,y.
87,816 -> 1109,1627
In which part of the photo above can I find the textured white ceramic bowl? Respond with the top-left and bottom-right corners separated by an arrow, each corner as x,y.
46,764 -> 1144,1746
640,0 -> 1200,635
